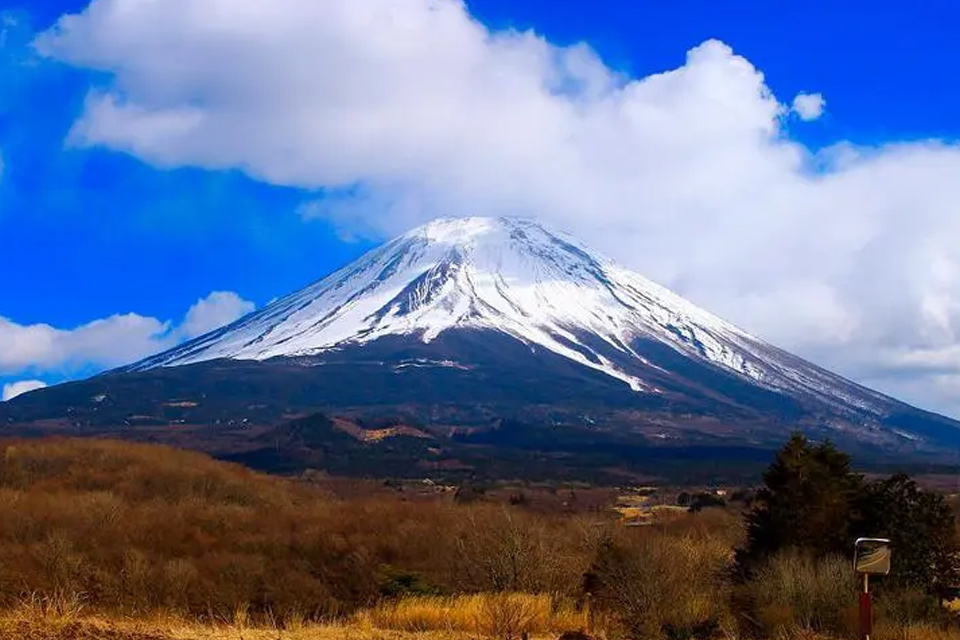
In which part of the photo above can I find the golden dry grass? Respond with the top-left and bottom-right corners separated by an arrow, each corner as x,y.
0,616 -> 485,640
361,593 -> 588,635
5,610 -> 960,640
0,594 -> 579,640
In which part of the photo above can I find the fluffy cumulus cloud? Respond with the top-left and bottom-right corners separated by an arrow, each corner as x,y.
0,313 -> 170,373
34,0 -> 960,417
2,380 -> 48,402
0,291 -> 254,376
181,291 -> 255,339
792,92 -> 826,120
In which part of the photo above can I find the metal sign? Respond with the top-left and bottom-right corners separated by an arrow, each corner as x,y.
854,537 -> 891,575
854,537 -> 891,640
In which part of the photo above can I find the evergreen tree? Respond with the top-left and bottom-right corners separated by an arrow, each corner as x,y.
856,473 -> 960,592
736,432 -> 863,573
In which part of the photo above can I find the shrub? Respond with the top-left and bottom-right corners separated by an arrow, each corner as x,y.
449,506 -> 593,595
742,551 -> 855,637
874,587 -> 950,636
586,529 -> 732,639
378,567 -> 441,598
689,492 -> 726,512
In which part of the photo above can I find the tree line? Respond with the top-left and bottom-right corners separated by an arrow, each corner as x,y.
735,432 -> 959,594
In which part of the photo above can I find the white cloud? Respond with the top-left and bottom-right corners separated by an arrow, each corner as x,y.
33,0 -> 960,418
0,313 -> 171,373
181,291 -> 255,339
2,380 -> 48,402
0,291 -> 254,375
792,92 -> 825,120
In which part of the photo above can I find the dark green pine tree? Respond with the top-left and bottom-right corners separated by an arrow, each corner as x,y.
856,473 -> 960,592
736,432 -> 863,573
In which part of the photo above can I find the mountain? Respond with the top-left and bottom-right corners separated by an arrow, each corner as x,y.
4,217 -> 959,481
125,218 -> 880,404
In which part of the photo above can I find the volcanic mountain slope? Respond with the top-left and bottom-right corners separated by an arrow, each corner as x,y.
4,216 -> 960,476
127,218 -> 874,404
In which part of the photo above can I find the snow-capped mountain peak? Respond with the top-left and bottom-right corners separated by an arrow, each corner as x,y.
130,216 -> 886,416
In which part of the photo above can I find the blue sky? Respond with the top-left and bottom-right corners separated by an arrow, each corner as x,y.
3,0 -> 960,416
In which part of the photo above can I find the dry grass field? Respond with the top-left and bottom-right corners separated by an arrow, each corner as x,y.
0,592 -> 583,640
0,438 -> 958,640
0,616 -> 483,640
4,600 -> 960,640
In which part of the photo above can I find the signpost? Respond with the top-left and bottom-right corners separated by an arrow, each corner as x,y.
854,537 -> 891,640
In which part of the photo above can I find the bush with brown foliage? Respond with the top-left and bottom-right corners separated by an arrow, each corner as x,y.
585,524 -> 735,639
448,507 -> 599,594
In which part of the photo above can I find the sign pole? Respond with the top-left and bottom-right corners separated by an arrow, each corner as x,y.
859,572 -> 872,640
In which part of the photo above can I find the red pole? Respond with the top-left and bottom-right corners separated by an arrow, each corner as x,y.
859,573 -> 872,640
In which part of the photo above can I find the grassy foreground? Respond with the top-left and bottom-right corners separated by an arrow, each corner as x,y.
3,597 -> 960,640
1,438 -> 958,640
0,618 -> 482,640
0,616 -> 480,640
0,592 -> 582,640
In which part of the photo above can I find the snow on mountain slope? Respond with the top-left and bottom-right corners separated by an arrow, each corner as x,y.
131,216 -> 889,416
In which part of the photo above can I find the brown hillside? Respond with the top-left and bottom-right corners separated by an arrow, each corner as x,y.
0,438 -> 609,623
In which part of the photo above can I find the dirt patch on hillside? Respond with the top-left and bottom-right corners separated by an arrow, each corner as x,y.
331,417 -> 431,441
